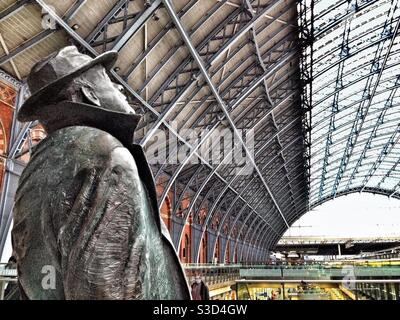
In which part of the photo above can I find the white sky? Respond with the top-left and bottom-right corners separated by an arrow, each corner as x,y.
284,193 -> 400,238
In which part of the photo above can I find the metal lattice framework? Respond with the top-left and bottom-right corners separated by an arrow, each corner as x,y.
0,0 -> 398,264
306,0 -> 400,209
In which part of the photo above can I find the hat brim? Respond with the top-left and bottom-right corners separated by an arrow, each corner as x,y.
18,50 -> 118,122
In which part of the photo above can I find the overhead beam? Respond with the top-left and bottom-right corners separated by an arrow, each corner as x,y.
0,30 -> 53,66
164,0 -> 292,228
0,0 -> 31,23
64,0 -> 87,20
0,0 -> 86,67
210,0 -> 288,66
86,0 -> 128,43
112,0 -> 161,52
218,0 -> 296,27
140,0 -> 290,146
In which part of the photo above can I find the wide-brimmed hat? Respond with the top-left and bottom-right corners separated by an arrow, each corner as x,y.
18,46 -> 119,122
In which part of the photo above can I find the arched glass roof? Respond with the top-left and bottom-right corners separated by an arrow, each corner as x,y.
301,0 -> 400,208
0,0 -> 399,262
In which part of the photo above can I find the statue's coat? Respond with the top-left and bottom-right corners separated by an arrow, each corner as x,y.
12,123 -> 191,300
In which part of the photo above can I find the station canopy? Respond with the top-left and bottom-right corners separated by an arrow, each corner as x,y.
308,0 -> 400,208
0,0 -> 399,257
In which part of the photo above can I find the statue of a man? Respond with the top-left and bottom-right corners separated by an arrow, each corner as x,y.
11,46 -> 191,300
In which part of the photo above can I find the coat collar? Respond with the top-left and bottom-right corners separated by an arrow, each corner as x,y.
39,100 -> 142,146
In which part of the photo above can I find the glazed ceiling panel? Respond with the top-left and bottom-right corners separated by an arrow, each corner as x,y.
302,0 -> 400,207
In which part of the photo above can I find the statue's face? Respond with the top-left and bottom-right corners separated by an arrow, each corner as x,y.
80,65 -> 135,114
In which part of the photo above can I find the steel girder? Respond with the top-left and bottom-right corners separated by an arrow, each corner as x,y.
138,6 -> 245,141
312,90 -> 400,146
233,207 -> 270,263
0,0 -> 31,22
183,50 -> 297,135
140,0 -> 291,146
378,153 -> 400,193
155,67 -> 298,251
226,181 -> 298,262
310,117 -> 400,180
211,133 -> 303,238
239,216 -> 264,262
313,0 -> 380,39
175,119 -> 304,262
187,108 -> 302,262
345,77 -> 400,190
0,0 -> 90,66
153,41 -> 297,207
86,0 -> 138,44
317,0 -> 355,200
240,201 -> 283,262
208,180 -> 278,263
137,0 -> 232,95
314,31 -> 396,81
157,62 -> 301,253
219,185 -> 283,262
249,223 -> 270,261
0,30 -> 54,66
141,10 -> 300,252
85,0 -> 163,50
250,223 -> 272,262
187,92 -> 299,219
358,123 -> 400,191
311,186 -> 400,210
123,0 -> 200,80
312,65 -> 400,125
313,16 -> 393,68
143,24 -> 296,182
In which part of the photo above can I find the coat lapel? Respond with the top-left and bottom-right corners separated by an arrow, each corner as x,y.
127,144 -> 192,298
127,144 -> 161,230
127,144 -> 177,248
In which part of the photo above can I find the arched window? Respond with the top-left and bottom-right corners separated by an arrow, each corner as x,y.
0,120 -> 6,190
201,235 -> 207,263
183,234 -> 189,259
0,120 -> 6,156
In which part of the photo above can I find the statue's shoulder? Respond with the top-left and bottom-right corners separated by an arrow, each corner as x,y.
50,126 -> 124,158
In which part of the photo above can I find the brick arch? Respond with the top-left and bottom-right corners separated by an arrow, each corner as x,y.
225,240 -> 230,264
0,119 -> 6,190
159,191 -> 173,231
199,233 -> 207,264
214,237 -> 220,263
0,119 -> 6,156
179,213 -> 192,264
180,233 -> 190,264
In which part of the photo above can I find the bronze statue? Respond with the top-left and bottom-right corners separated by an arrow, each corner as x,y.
11,46 -> 191,300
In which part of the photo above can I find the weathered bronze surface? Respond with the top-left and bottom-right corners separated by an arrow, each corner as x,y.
11,46 -> 191,299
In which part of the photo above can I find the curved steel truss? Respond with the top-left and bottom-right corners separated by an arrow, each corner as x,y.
0,0 -> 398,263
